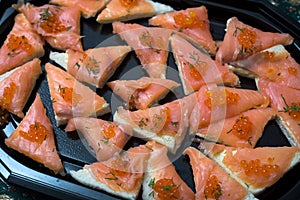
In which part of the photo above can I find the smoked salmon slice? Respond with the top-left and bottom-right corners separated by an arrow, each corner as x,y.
5,94 -> 64,174
50,0 -> 109,18
50,45 -> 131,88
70,142 -> 152,200
149,6 -> 217,55
203,143 -> 300,194
257,78 -> 300,148
96,0 -> 173,24
170,34 -> 239,95
45,62 -> 110,126
197,108 -> 276,148
142,141 -> 195,200
0,58 -> 42,118
0,13 -> 44,75
216,17 -> 294,64
107,77 -> 180,110
189,84 -> 269,132
15,2 -> 83,51
184,147 -> 256,200
230,45 -> 300,90
114,93 -> 196,153
112,22 -> 172,79
65,117 -> 130,161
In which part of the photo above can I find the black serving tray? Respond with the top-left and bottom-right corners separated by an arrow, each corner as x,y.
0,0 -> 300,199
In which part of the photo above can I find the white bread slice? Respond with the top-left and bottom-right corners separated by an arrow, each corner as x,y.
204,144 -> 300,195
49,51 -> 68,71
70,168 -> 138,200
96,0 -> 174,24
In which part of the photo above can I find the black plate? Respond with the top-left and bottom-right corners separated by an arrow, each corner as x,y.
0,0 -> 300,199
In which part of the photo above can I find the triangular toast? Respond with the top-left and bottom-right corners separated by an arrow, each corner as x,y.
50,45 -> 131,88
112,21 -> 172,79
65,117 -> 130,161
15,2 -> 83,51
216,17 -> 293,64
0,58 -> 42,118
0,14 -> 44,75
149,6 -> 216,55
45,62 -> 110,126
5,94 -> 64,174
96,0 -> 173,24
107,77 -> 179,110
170,34 -> 239,95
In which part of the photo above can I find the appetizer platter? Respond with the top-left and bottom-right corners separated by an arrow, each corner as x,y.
0,0 -> 300,199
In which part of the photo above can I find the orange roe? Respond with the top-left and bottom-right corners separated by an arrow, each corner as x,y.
174,11 -> 205,30
40,8 -> 68,34
288,67 -> 298,76
153,178 -> 179,200
240,159 -> 279,177
263,51 -> 275,62
0,82 -> 17,110
58,86 -> 82,105
204,89 -> 240,109
204,175 -> 222,199
6,35 -> 33,56
119,0 -> 138,8
237,28 -> 256,50
19,122 -> 49,145
102,124 -> 116,139
230,115 -> 252,140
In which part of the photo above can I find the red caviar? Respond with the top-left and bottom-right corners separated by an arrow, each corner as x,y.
204,89 -> 240,109
153,178 -> 179,200
119,0 -> 138,8
19,122 -> 49,145
174,11 -> 205,30
288,67 -> 298,76
240,159 -> 279,177
40,8 -> 68,34
204,175 -> 222,199
102,124 -> 116,139
263,51 -> 275,62
237,28 -> 257,50
0,82 -> 17,110
230,115 -> 252,140
6,35 -> 33,56
58,86 -> 82,105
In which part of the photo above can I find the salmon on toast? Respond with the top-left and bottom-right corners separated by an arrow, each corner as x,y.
170,34 -> 239,95
96,0 -> 174,24
5,94 -> 64,174
184,147 -> 257,200
50,0 -> 109,18
50,45 -> 131,88
0,13 -> 44,75
230,45 -> 300,90
114,92 -> 196,153
107,77 -> 180,110
45,62 -> 110,126
149,6 -> 216,55
65,117 -> 130,161
112,22 -> 172,79
0,58 -> 42,118
189,84 -> 269,132
216,17 -> 293,64
203,143 -> 300,195
257,78 -> 300,148
197,108 -> 276,148
70,142 -> 152,200
15,2 -> 83,51
142,141 -> 195,200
